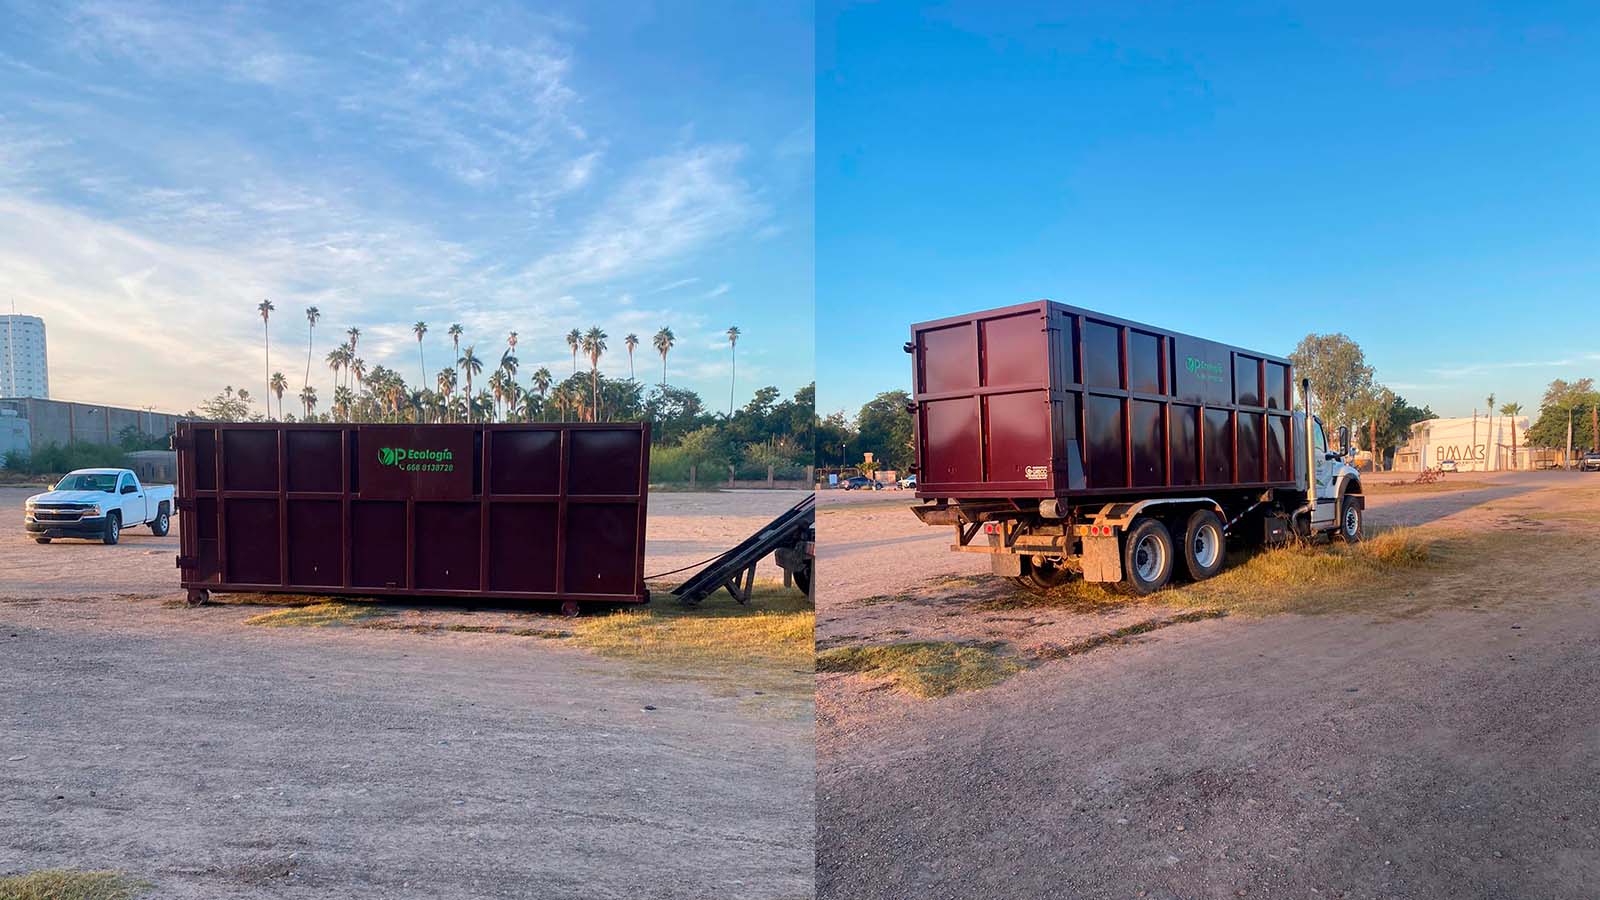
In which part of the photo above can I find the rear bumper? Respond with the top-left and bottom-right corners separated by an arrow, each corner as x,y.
25,515 -> 108,538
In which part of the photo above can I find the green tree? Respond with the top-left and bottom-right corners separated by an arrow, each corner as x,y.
1289,333 -> 1374,434
856,390 -> 914,471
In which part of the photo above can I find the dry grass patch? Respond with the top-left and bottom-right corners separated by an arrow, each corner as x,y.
1363,479 -> 1492,494
0,870 -> 150,900
243,601 -> 394,627
981,526 -> 1444,617
568,582 -> 814,698
817,640 -> 1023,698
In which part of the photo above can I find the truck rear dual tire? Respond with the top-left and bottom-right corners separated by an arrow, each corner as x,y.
1180,509 -> 1227,581
1120,518 -> 1175,595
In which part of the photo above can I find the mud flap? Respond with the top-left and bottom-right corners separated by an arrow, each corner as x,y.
989,553 -> 1023,576
1081,533 -> 1122,583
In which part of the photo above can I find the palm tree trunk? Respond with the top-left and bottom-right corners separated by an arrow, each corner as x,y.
729,345 -> 736,416
263,322 -> 271,420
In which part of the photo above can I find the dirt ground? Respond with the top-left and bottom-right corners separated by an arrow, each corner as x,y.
816,471 -> 1600,899
0,488 -> 812,900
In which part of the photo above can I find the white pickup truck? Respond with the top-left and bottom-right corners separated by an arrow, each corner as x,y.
24,468 -> 175,545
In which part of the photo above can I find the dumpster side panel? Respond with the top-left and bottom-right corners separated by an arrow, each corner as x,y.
176,422 -> 649,605
912,301 -> 1298,501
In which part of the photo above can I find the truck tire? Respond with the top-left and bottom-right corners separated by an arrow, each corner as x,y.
1120,517 -> 1174,595
1338,497 -> 1363,543
34,537 -> 51,544
102,512 -> 121,545
1011,557 -> 1074,594
1180,509 -> 1227,581
150,505 -> 171,537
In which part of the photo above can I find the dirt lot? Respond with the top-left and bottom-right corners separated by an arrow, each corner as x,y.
816,471 -> 1600,899
0,488 -> 812,900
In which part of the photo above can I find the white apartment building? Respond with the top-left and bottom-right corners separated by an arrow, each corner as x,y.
1,315 -> 49,399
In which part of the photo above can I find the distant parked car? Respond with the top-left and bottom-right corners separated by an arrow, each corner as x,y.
1580,451 -> 1600,472
840,475 -> 882,491
1438,459 -> 1458,473
898,474 -> 917,489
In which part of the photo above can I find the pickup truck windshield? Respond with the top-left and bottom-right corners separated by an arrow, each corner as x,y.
55,473 -> 119,492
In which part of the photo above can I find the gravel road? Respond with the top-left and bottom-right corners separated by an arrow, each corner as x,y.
816,472 -> 1600,899
0,488 -> 813,900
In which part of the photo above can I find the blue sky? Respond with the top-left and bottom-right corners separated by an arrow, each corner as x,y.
818,2 -> 1600,420
0,0 -> 812,413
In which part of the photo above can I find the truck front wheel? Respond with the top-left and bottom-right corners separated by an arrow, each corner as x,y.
150,506 -> 170,537
102,513 -> 121,545
1338,498 -> 1363,543
1120,518 -> 1174,595
1180,509 -> 1227,581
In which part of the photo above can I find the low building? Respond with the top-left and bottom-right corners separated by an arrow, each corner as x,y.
1393,415 -> 1532,472
0,397 -> 184,453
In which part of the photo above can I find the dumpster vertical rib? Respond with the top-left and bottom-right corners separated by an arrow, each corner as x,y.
479,425 -> 491,592
635,421 -> 651,599
277,426 -> 288,587
555,427 -> 569,596
340,426 -> 351,589
215,424 -> 228,582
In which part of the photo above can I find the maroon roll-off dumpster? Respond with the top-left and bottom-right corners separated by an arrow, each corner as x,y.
907,300 -> 1366,596
174,421 -> 650,610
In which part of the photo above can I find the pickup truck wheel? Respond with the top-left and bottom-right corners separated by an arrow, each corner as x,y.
1338,498 -> 1363,544
102,513 -> 121,545
1180,510 -> 1227,581
1119,517 -> 1174,595
34,537 -> 51,544
150,507 -> 171,537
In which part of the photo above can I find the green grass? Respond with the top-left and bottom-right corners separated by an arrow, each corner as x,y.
816,640 -> 1024,698
242,601 -> 394,627
0,870 -> 151,900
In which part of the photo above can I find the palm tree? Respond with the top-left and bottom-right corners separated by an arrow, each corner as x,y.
303,306 -> 320,393
325,346 -> 347,399
346,326 -> 360,360
624,333 -> 639,379
582,326 -> 607,421
1500,402 -> 1523,469
448,323 -> 463,368
349,356 -> 366,394
333,385 -> 354,422
488,369 -> 507,422
566,328 -> 582,373
413,321 -> 428,390
269,372 -> 288,421
298,385 -> 318,420
726,325 -> 741,416
531,366 -> 553,421
653,327 -> 675,390
507,330 -> 518,356
257,299 -> 274,409
1485,393 -> 1496,470
457,346 -> 483,422
437,368 -> 457,422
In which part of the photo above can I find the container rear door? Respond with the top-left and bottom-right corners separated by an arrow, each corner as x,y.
914,304 -> 1055,497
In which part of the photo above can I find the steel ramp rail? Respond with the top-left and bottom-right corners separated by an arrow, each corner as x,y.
672,493 -> 815,605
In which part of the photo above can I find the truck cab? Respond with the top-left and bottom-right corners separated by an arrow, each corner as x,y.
24,468 -> 175,545
1298,410 -> 1365,542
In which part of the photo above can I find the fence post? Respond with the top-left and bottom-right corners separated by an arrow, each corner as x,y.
807,465 -> 814,487
689,464 -> 696,487
728,464 -> 735,487
767,464 -> 774,487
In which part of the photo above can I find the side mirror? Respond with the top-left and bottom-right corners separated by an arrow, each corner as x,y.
121,484 -> 137,494
1337,426 -> 1350,457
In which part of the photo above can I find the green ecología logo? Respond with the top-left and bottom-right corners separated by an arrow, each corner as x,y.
377,445 -> 455,473
1185,356 -> 1226,384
